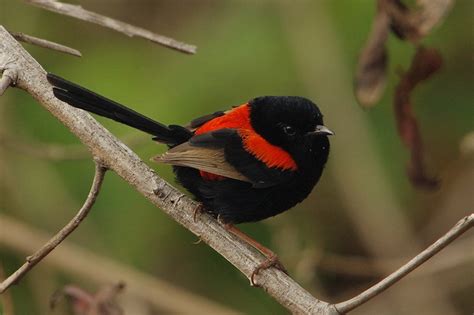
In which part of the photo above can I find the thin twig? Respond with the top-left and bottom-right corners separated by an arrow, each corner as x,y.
334,214 -> 474,313
10,31 -> 81,57
25,0 -> 197,54
0,215 -> 241,315
300,235 -> 474,278
0,68 -> 18,96
0,264 -> 15,315
0,161 -> 107,293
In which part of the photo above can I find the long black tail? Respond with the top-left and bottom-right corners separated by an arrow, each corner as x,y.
47,73 -> 190,145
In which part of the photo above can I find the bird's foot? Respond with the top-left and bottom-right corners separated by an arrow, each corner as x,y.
250,253 -> 287,286
220,223 -> 288,286
193,204 -> 204,222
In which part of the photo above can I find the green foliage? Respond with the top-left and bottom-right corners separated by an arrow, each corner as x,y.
1,1 -> 472,314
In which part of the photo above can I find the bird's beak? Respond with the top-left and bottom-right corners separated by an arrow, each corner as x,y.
309,125 -> 334,136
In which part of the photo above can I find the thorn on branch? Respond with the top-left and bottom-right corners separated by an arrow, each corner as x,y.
0,67 -> 18,96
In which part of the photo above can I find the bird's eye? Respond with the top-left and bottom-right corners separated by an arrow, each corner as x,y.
283,125 -> 296,136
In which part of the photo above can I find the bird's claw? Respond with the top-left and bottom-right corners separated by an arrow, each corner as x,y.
250,254 -> 287,286
193,204 -> 204,222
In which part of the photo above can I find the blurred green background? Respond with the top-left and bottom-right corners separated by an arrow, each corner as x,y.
1,1 -> 473,314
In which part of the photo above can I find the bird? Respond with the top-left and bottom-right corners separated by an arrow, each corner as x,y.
47,73 -> 333,284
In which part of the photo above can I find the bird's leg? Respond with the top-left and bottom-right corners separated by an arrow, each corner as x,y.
222,223 -> 287,286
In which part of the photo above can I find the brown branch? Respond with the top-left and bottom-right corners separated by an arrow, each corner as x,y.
306,234 -> 474,278
0,214 -> 241,315
10,31 -> 81,57
0,161 -> 107,293
0,264 -> 15,315
25,0 -> 197,54
335,214 -> 474,313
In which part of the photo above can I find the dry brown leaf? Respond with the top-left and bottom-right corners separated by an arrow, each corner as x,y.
51,282 -> 125,315
394,46 -> 442,189
355,0 -> 453,107
355,0 -> 390,107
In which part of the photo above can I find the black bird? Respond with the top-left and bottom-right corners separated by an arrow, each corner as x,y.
47,73 -> 333,283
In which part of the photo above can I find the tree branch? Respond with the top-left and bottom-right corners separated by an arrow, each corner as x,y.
0,161 -> 107,293
0,26 -> 335,315
0,264 -> 15,315
303,234 -> 474,278
335,213 -> 474,313
10,31 -> 81,57
25,0 -> 197,54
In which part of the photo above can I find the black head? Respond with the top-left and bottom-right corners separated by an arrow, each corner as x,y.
249,96 -> 333,168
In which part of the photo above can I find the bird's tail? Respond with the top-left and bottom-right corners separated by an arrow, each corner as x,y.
47,73 -> 191,145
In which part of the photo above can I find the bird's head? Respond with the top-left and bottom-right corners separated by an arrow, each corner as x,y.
249,96 -> 333,167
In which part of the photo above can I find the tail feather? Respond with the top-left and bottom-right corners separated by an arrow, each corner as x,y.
47,73 -> 186,144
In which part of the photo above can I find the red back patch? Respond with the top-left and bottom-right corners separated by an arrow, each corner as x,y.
195,104 -> 297,180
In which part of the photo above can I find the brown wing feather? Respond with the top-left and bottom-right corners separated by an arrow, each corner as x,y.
151,142 -> 251,183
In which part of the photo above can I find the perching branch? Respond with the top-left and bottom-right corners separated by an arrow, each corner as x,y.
0,161 -> 107,293
10,31 -> 82,57
335,213 -> 474,313
25,0 -> 197,54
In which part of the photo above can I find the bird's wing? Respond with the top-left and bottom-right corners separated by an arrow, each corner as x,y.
152,140 -> 251,183
153,128 -> 294,188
